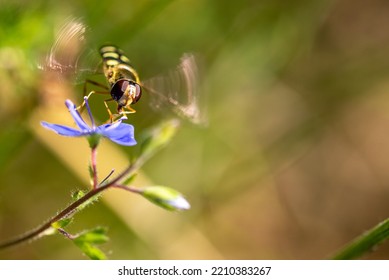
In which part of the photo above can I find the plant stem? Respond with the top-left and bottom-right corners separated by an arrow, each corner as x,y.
112,183 -> 141,194
91,147 -> 98,189
57,228 -> 76,240
0,178 -> 111,249
0,149 -> 148,250
331,217 -> 389,260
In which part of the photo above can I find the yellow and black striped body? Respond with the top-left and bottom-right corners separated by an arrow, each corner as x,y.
99,45 -> 142,114
99,45 -> 140,86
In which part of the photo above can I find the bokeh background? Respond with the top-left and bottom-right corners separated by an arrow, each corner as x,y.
1,0 -> 389,259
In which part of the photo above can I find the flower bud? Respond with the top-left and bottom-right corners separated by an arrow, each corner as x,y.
139,186 -> 190,211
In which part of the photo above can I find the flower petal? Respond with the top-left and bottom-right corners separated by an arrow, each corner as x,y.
98,122 -> 137,146
166,196 -> 191,210
65,99 -> 90,131
41,121 -> 86,137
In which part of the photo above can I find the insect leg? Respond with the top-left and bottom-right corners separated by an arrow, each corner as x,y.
77,79 -> 110,113
122,105 -> 136,114
83,79 -> 109,96
104,98 -> 117,123
106,105 -> 137,123
115,105 -> 136,120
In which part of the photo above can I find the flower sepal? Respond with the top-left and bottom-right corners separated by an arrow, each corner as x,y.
87,133 -> 102,149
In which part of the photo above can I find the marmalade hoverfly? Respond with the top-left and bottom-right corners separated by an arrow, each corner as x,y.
40,18 -> 205,124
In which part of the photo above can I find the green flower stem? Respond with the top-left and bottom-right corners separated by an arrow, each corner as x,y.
332,217 -> 389,260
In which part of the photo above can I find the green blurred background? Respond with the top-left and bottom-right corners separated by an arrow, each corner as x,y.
1,0 -> 389,259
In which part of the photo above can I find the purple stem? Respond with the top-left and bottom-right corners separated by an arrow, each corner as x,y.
91,147 -> 98,189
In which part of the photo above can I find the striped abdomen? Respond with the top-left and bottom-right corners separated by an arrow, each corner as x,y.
99,45 -> 140,87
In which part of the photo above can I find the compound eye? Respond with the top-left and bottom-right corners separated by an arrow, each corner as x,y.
111,80 -> 129,101
132,83 -> 142,103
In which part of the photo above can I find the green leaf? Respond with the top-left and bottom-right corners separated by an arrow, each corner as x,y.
73,228 -> 109,260
332,217 -> 389,259
73,227 -> 109,245
51,218 -> 73,229
139,186 -> 190,211
70,189 -> 100,213
88,164 -> 94,181
75,242 -> 107,260
71,190 -> 86,201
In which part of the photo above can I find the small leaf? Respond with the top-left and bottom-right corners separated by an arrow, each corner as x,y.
73,228 -> 109,260
70,189 -> 100,213
75,242 -> 107,260
139,186 -> 190,211
51,218 -> 73,229
88,164 -> 94,182
71,190 -> 86,201
73,227 -> 109,245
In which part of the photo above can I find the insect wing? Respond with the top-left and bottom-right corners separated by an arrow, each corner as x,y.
40,19 -> 206,125
39,18 -> 101,83
142,54 -> 206,125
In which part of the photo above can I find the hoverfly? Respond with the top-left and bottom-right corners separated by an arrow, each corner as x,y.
40,18 -> 205,124
78,45 -> 143,122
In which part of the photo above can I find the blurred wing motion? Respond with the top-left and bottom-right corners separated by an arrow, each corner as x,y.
38,18 -> 101,83
142,54 -> 206,125
40,18 -> 206,125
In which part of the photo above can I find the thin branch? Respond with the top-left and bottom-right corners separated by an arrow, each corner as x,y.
57,228 -> 76,240
0,182 -> 110,249
0,141 -> 152,249
112,183 -> 141,194
100,169 -> 115,185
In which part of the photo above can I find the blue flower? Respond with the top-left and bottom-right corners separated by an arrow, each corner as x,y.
41,98 -> 136,146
